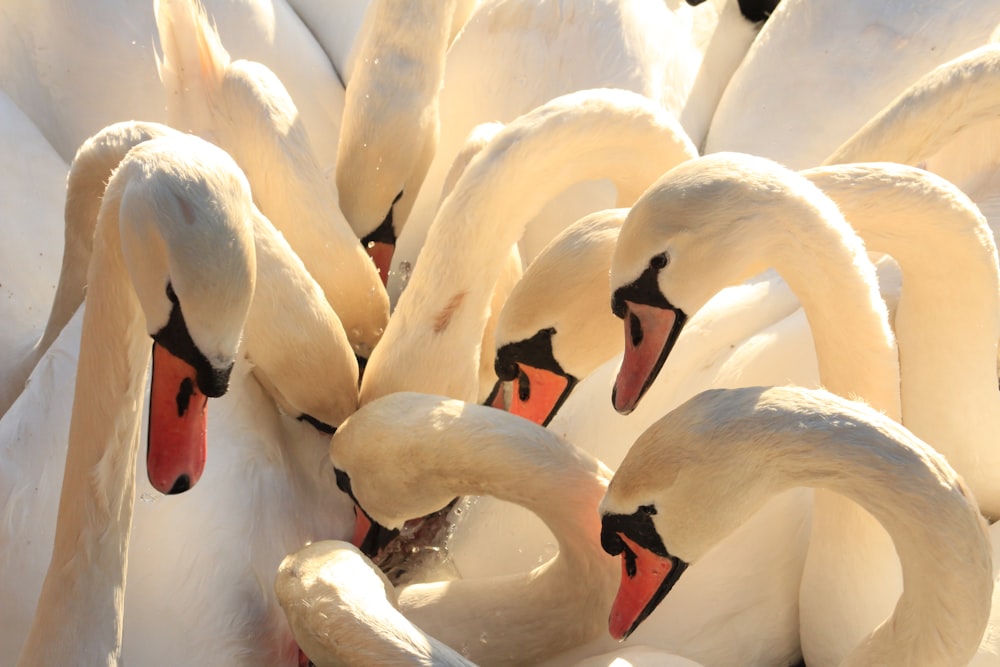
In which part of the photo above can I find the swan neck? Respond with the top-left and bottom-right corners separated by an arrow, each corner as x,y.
18,201 -> 148,665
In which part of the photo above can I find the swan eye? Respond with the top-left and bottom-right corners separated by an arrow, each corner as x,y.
649,253 -> 669,270
639,504 -> 657,515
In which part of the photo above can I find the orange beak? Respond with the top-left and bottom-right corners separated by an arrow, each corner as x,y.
147,342 -> 208,494
613,302 -> 684,415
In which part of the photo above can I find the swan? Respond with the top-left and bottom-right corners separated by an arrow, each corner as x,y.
15,133 -> 256,664
610,152 -> 906,666
276,539 -> 705,667
2,128 -> 362,664
155,0 -> 389,360
3,119 -> 360,445
0,0 -> 352,174
359,88 -> 698,407
336,0 -> 478,282
387,0 -> 706,303
702,0 -> 1000,167
488,208 -> 628,424
802,162 -> 1000,518
601,384 -> 993,667
328,391 -> 618,666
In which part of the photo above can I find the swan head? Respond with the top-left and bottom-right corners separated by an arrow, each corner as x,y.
488,209 -> 625,425
113,135 -> 256,493
336,80 -> 437,284
610,153 -> 823,414
599,385 -> 859,641
118,136 -> 256,382
330,393 -> 465,530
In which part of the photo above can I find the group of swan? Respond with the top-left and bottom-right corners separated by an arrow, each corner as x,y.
6,0 -> 1000,664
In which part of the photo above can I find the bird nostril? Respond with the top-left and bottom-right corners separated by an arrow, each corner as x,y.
629,312 -> 643,347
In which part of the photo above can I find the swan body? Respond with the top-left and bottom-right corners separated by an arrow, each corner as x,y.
16,133 -> 257,664
388,0 -> 705,302
602,384 -> 993,667
704,0 -> 1000,167
824,44 -> 1000,238
360,88 -> 697,407
329,392 -> 618,666
155,0 -> 389,359
0,0 -> 350,174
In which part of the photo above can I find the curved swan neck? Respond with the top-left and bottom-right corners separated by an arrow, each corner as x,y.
755,198 -> 900,418
805,163 -> 1000,515
621,386 -> 992,667
824,45 -> 1000,166
361,91 -> 697,404
18,170 -> 152,666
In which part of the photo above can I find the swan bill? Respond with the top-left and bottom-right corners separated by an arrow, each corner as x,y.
604,531 -> 688,641
365,240 -> 395,287
612,302 -> 687,414
147,342 -> 209,495
508,365 -> 577,426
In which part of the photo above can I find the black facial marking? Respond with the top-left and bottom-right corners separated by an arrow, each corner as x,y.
297,414 -> 337,435
737,0 -> 780,22
153,282 -> 233,398
176,377 -> 195,417
361,190 -> 404,247
492,327 -> 579,425
611,258 -> 673,319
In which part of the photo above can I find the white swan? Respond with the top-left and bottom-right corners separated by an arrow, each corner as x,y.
703,0 -> 1000,167
328,391 -> 618,666
803,162 -> 1000,518
3,119 -> 359,438
489,208 -> 628,424
359,88 -> 697,407
0,0 -> 352,174
601,384 -> 993,666
2,130 -> 362,664
276,539 -> 705,667
155,0 -> 389,360
387,0 -> 706,303
336,0 -> 478,282
15,133 -> 256,664
610,152 -> 905,666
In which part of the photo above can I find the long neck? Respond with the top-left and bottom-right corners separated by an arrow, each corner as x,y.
745,192 -> 902,667
824,45 -> 1000,166
767,411 -> 992,667
213,63 -> 389,359
805,164 -> 1000,516
18,193 -> 148,666
396,413 -> 616,666
757,199 -> 900,418
362,95 -> 697,404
